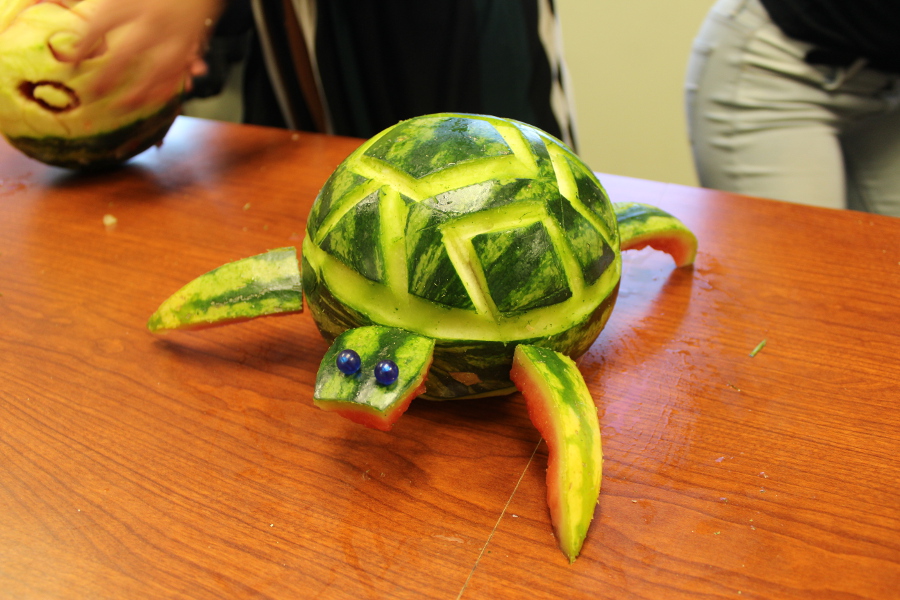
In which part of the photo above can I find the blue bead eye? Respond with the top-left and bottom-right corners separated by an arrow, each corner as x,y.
336,349 -> 361,375
374,360 -> 399,385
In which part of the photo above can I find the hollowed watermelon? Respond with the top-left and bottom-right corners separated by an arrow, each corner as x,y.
0,1 -> 180,169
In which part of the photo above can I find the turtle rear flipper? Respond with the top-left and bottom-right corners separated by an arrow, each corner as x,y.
314,326 -> 435,431
614,202 -> 698,267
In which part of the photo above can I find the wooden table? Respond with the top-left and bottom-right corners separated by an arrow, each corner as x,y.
1,117 -> 898,599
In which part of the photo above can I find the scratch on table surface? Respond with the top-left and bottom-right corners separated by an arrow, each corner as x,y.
456,439 -> 542,600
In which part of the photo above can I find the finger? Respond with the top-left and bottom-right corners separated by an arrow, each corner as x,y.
67,0 -> 136,63
87,35 -> 139,97
188,39 -> 209,77
118,75 -> 186,112
116,47 -> 193,108
122,74 -> 184,107
190,59 -> 209,78
88,22 -> 189,98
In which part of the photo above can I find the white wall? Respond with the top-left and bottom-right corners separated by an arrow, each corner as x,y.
557,0 -> 714,186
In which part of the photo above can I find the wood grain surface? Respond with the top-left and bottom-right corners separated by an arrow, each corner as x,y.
1,117 -> 898,600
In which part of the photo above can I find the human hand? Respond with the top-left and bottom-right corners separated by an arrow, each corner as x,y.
63,0 -> 223,109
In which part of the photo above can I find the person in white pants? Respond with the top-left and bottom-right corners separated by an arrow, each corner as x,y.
685,0 -> 900,217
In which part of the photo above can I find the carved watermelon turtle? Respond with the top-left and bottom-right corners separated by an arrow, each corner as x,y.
148,113 -> 697,562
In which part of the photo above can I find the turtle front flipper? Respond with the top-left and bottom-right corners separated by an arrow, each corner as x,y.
511,344 -> 603,563
614,202 -> 698,268
147,247 -> 303,332
314,326 -> 435,431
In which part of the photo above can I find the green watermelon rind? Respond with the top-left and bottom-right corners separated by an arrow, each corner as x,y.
301,224 -> 621,346
302,252 -> 619,400
314,325 -> 435,430
614,202 -> 698,267
148,247 -> 302,333
510,344 -> 603,563
422,288 -> 618,400
5,96 -> 181,170
300,113 -> 628,400
307,114 -> 618,253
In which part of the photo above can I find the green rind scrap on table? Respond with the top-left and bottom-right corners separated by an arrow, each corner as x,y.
7,97 -> 181,170
512,344 -> 603,563
749,338 -> 767,357
147,247 -> 302,332
314,326 -> 435,413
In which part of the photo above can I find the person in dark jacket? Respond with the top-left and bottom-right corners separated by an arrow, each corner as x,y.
685,0 -> 900,216
67,0 -> 577,148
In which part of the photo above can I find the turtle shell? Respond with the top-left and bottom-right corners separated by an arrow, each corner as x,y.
302,113 -> 622,399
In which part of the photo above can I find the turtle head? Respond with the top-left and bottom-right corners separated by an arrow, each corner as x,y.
313,326 -> 435,431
